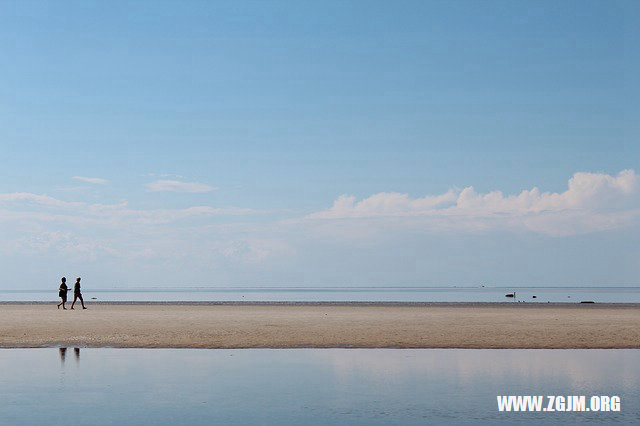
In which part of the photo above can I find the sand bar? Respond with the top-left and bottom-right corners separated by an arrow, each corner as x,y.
1,302 -> 639,349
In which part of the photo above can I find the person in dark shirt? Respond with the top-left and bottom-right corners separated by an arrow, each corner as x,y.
70,277 -> 87,310
57,277 -> 69,310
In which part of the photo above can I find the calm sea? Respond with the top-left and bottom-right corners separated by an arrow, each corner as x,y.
4,286 -> 640,303
0,348 -> 638,425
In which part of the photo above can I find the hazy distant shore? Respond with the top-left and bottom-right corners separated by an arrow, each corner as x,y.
4,301 -> 640,307
1,303 -> 639,349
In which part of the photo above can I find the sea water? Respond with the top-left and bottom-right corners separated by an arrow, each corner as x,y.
0,349 -> 638,425
4,286 -> 640,303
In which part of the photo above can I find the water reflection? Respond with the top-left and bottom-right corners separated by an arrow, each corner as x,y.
58,347 -> 80,365
0,349 -> 638,425
317,349 -> 639,392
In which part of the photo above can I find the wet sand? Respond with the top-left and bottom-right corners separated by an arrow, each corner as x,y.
1,303 -> 639,348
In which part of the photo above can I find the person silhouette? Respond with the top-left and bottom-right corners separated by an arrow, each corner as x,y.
57,277 -> 70,309
70,277 -> 87,310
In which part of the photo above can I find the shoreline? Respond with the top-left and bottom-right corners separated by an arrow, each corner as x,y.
3,301 -> 640,307
1,303 -> 639,349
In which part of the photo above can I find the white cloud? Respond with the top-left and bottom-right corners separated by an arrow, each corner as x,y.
308,189 -> 458,219
10,230 -> 120,260
145,173 -> 185,179
0,191 -> 263,262
308,170 -> 640,236
0,192 -> 256,227
73,176 -> 108,185
146,180 -> 217,193
0,192 -> 85,208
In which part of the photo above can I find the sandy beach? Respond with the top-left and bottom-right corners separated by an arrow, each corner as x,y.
1,302 -> 638,349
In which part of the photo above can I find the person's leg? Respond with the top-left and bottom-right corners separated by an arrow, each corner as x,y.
80,294 -> 86,309
71,295 -> 77,309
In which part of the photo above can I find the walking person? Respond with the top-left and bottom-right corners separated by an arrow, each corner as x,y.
70,277 -> 87,310
57,277 -> 70,309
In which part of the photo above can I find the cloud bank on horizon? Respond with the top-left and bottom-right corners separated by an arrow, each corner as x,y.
1,169 -> 638,232
308,170 -> 639,237
1,169 -> 638,239
1,169 -> 638,287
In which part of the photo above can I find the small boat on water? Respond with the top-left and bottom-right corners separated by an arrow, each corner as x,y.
505,292 -> 516,298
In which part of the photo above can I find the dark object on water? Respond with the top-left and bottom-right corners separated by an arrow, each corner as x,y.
505,292 -> 516,298
91,297 -> 97,300
532,295 -> 537,299
580,301 -> 595,304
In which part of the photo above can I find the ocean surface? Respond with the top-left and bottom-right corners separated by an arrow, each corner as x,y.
0,348 -> 637,425
4,286 -> 640,303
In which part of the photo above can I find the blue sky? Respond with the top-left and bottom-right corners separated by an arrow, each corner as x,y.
1,1 -> 638,288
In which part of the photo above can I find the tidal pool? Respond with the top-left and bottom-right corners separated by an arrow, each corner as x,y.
0,349 -> 638,425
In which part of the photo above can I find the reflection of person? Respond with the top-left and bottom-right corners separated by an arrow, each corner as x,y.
59,347 -> 80,364
70,277 -> 87,310
57,277 -> 70,310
